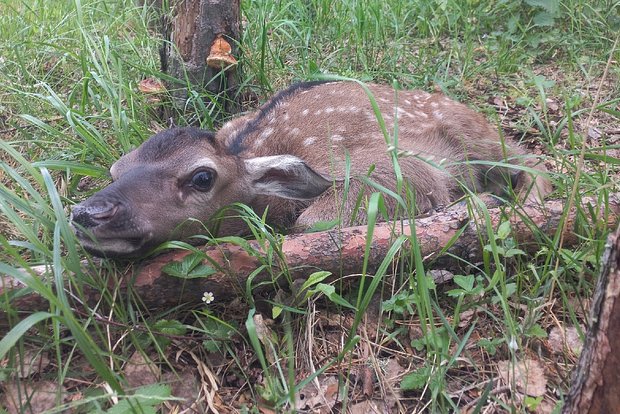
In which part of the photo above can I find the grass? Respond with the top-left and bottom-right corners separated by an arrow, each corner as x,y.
1,0 -> 619,412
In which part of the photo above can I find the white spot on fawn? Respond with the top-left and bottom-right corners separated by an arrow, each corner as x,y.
378,97 -> 390,103
414,110 -> 429,118
330,134 -> 345,142
404,99 -> 412,105
433,110 -> 444,120
260,127 -> 274,138
396,107 -> 415,118
315,109 -> 323,115
252,128 -> 274,148
325,107 -> 335,113
254,136 -> 267,147
290,128 -> 300,136
304,137 -> 317,146
302,109 -> 309,116
430,102 -> 439,108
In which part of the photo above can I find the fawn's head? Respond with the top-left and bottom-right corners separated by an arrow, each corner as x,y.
70,127 -> 331,257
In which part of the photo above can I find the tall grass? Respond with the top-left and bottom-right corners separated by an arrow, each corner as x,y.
1,0 -> 618,412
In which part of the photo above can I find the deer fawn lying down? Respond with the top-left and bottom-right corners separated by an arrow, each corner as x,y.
71,81 -> 550,258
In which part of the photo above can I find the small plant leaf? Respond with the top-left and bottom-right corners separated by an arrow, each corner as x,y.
504,247 -> 525,258
533,11 -> 557,27
505,283 -> 517,297
305,219 -> 340,232
312,284 -> 356,309
300,271 -> 332,293
272,305 -> 283,319
497,221 -> 511,240
154,319 -> 186,337
446,288 -> 466,298
454,275 -> 475,292
527,323 -> 548,339
382,290 -> 416,315
186,264 -> 218,278
478,338 -> 503,356
532,74 -> 555,90
162,252 -> 217,279
201,318 -> 236,352
400,366 -> 431,390
524,0 -> 559,14
524,396 -> 544,411
484,245 -> 506,256
149,319 -> 187,350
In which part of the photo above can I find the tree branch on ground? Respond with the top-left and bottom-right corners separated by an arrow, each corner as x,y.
1,195 -> 618,322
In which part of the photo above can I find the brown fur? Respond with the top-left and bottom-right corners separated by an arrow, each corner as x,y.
71,81 -> 550,257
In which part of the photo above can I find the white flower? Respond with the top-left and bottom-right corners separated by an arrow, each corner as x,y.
202,291 -> 215,304
508,336 -> 519,351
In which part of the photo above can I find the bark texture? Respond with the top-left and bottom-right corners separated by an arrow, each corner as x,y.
563,223 -> 620,413
1,195 -> 618,323
160,0 -> 241,118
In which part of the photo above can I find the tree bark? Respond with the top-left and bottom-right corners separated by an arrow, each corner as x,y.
1,195 -> 618,323
160,0 -> 241,121
562,223 -> 620,413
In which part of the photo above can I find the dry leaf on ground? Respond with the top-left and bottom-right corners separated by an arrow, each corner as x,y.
0,380 -> 65,414
13,349 -> 50,378
162,368 -> 203,412
348,399 -> 389,414
549,325 -> 583,356
123,351 -> 160,389
295,376 -> 340,412
497,358 -> 547,397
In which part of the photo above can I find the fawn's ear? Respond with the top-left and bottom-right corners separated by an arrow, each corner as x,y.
110,150 -> 139,180
244,155 -> 332,200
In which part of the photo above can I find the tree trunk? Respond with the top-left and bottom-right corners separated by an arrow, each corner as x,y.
159,0 -> 241,123
1,195 -> 618,323
562,224 -> 620,413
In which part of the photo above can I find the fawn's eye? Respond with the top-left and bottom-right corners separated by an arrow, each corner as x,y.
190,169 -> 216,192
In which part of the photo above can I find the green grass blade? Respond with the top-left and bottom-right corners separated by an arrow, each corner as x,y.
0,312 -> 56,360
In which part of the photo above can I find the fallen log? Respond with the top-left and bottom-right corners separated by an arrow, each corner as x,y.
1,195 -> 618,320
